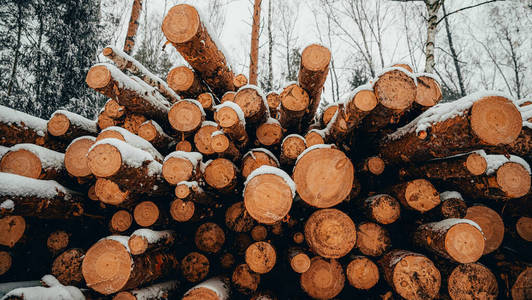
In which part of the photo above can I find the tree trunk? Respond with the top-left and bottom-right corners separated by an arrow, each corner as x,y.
123,0 -> 143,55
249,0 -> 262,85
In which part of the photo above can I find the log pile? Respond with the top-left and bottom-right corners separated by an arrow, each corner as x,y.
0,3 -> 530,300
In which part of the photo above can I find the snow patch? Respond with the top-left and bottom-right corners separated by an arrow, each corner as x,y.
375,67 -> 418,86
265,117 -> 280,126
3,275 -> 85,300
128,281 -> 179,300
243,148 -> 280,167
424,218 -> 483,234
101,126 -> 163,161
0,200 -> 14,211
0,172 -> 74,200
185,277 -> 229,300
214,101 -> 246,126
51,110 -> 97,134
130,229 -> 174,244
245,166 -> 296,198
281,134 -> 305,147
439,191 -> 463,202
211,130 -> 225,138
344,83 -> 374,105
475,150 -> 531,175
164,151 -> 203,167
295,144 -> 334,165
0,105 -> 47,137
202,120 -> 219,128
8,144 -> 64,171
415,72 -> 442,87
66,136 -> 96,152
90,138 -> 155,169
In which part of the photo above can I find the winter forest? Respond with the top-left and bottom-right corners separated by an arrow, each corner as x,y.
0,0 -> 531,119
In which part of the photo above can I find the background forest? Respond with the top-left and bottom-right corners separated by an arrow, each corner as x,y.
0,0 -> 530,119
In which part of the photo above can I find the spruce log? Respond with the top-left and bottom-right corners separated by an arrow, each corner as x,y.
279,134 -> 306,166
390,179 -> 440,213
346,256 -> 379,290
167,65 -> 208,99
162,151 -> 202,185
378,250 -> 441,300
0,172 -> 83,218
244,166 -> 294,224
447,263 -> 498,300
356,222 -> 391,257
133,201 -> 168,228
241,148 -> 279,178
287,247 -> 311,274
128,229 -> 175,255
195,222 -> 225,254
298,44 -> 331,127
82,236 -> 179,295
278,83 -> 309,132
85,63 -> 171,125
110,210 -> 133,233
123,0 -> 143,54
233,86 -> 269,125
97,126 -> 164,162
162,4 -> 235,96
97,113 -> 117,130
300,257 -> 344,300
464,205 -> 504,254
380,93 -> 523,163
203,158 -> 238,193
194,121 -> 219,155
245,241 -> 276,274
0,216 -> 26,248
102,46 -> 179,102
137,120 -> 175,153
1,144 -> 66,181
213,102 -> 248,146
414,219 -> 485,263
211,131 -> 240,159
182,277 -> 230,300
64,136 -> 96,179
255,118 -> 283,148
362,194 -> 401,225
198,93 -> 215,115
113,281 -> 180,300
511,267 -> 532,300
304,208 -> 356,258
181,251 -> 210,283
225,201 -> 255,233
293,145 -> 354,208
104,99 -> 126,119
232,263 -> 260,295
47,110 -> 97,140
51,248 -> 85,286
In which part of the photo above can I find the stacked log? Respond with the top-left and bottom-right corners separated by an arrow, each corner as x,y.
0,4 -> 530,300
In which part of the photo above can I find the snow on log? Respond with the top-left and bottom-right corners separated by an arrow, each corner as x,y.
128,229 -> 175,255
112,280 -> 180,300
85,63 -> 171,125
304,208 -> 356,258
0,172 -> 84,219
182,276 -> 230,300
162,4 -> 235,97
102,46 -> 180,103
241,148 -> 279,178
213,102 -> 248,147
278,83 -> 309,132
64,136 -> 96,179
47,110 -> 98,140
2,275 -> 85,300
381,92 -> 523,163
137,120 -> 175,153
167,65 -> 209,99
97,126 -> 164,162
168,99 -> 206,135
82,236 -> 179,295
0,143 -> 66,181
162,151 -> 202,185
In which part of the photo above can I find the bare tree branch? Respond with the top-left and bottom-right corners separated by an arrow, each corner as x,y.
435,0 -> 502,25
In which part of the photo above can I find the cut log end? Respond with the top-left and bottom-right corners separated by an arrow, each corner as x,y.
293,148 -> 354,208
95,178 -> 130,206
215,106 -> 240,128
162,157 -> 194,185
511,267 -> 532,300
280,84 -> 309,113
290,253 -> 310,274
175,182 -> 192,198
234,88 -> 266,120
47,113 -> 71,136
244,173 -> 293,224
233,74 -> 248,89
97,129 -> 125,142
0,251 -> 12,276
242,152 -> 278,179
516,216 -> 532,242
220,253 -> 235,269
1,149 -> 42,179
293,232 -> 304,244
176,140 -> 193,152
211,134 -> 231,153
496,162 -> 531,198
198,93 -> 214,110
388,253 -> 441,300
322,105 -> 338,125
346,256 -> 379,290
0,215 -> 26,248
251,225 -> 267,241
440,197 -> 467,219
304,131 -> 324,148
52,248 -> 85,286
232,263 -> 260,294
466,152 -> 487,175
65,137 -> 95,177
170,199 -> 195,222
167,66 -> 195,92
404,179 -> 440,212
204,158 -> 236,190
87,143 -> 122,178
256,122 -> 283,146
445,222 -> 485,263
221,91 -> 235,103
367,156 -> 385,175
415,76 -> 442,107
266,92 -> 281,114
82,239 -> 132,295
86,65 -> 112,89
110,210 -> 132,233
161,4 -> 200,44
128,235 -> 148,255
281,135 -> 306,161
465,206 -> 504,254
448,263 -> 498,300
353,89 -> 378,112
367,194 -> 401,225
113,292 -> 136,300
181,252 -> 209,283
104,99 -> 125,119
470,96 -> 522,145
47,230 -> 69,252
137,122 -> 157,142
183,287 -> 220,300
225,202 -> 255,233
194,124 -> 217,155
300,257 -> 345,300
169,101 -> 204,133
305,209 -> 356,258
245,241 -> 276,274
392,63 -> 413,72
134,201 -> 160,227
195,222 -> 225,254
356,222 -> 391,257
374,69 -> 416,110
301,44 -> 331,72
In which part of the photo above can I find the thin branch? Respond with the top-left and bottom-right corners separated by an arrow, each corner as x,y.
435,0 -> 501,25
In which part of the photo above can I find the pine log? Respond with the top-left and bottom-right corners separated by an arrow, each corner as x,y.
123,0 -> 143,54
162,4 -> 235,96
321,104 -> 338,126
250,225 -> 267,241
195,222 -> 225,253
128,229 -> 175,255
516,216 -> 532,242
278,83 -> 309,131
390,179 -> 440,212
162,151 -> 202,185
255,118 -> 283,148
123,113 -> 147,135
241,148 -> 279,178
300,257 -> 345,300
287,247 -> 311,274
356,222 -> 391,257
86,63 -> 171,125
244,166 -> 294,224
169,199 -> 212,223
133,201 -> 167,228
362,194 -> 401,225
298,44 -> 331,127
245,241 -> 276,274
233,74 -> 248,89
51,248 -> 85,286
137,120 -> 175,153
97,126 -> 164,162
104,99 -> 126,119
194,121 -> 219,155
304,208 -> 356,258
82,236 -> 179,295
182,277 -> 230,300
293,145 -> 354,208
97,113 -> 117,130
343,85 -> 378,131
102,46 -> 179,102
414,73 -> 442,110
402,151 -> 488,180
213,102 -> 248,146
233,86 -> 269,125
113,281 -> 180,300
87,138 -> 168,195
1,144 -> 66,181
198,92 -> 215,113
346,256 -> 380,290
64,136 -> 96,179
167,66 -> 208,99
0,172 -> 83,218
203,158 -> 238,193
279,134 -> 306,166
266,91 -> 281,118
211,131 -> 240,159
447,263 -> 498,300
464,205 -> 504,254
232,263 -> 260,295
47,110 -> 97,141
47,230 -> 70,254
0,216 -> 25,248
110,210 -> 133,233
181,251 -> 210,283
225,201 -> 255,233
220,91 -> 235,103
380,93 -> 523,163
378,250 -> 441,300
414,218 -> 485,263
176,140 -> 193,152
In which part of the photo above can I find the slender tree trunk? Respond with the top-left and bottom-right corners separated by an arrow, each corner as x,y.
442,3 -> 465,96
506,31 -> 521,99
424,0 -> 442,73
249,0 -> 262,85
7,2 -> 23,96
35,5 -> 44,101
123,0 -> 143,55
267,0 -> 273,90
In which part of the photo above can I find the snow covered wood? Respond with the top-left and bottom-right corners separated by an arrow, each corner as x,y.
162,151 -> 202,185
128,229 -> 175,255
167,65 -> 209,99
47,110 -> 97,141
137,120 -> 175,153
168,99 -> 205,135
0,143 -> 66,181
182,276 -> 230,300
64,136 -> 95,179
97,126 -> 164,162
112,280 -> 180,300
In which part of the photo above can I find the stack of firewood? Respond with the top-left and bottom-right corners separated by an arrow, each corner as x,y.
0,4 -> 530,300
